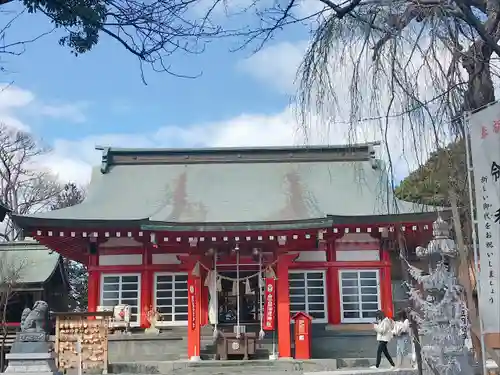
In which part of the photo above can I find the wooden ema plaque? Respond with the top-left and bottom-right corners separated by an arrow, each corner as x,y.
53,312 -> 112,374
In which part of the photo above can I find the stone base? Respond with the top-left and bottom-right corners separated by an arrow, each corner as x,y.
4,352 -> 60,374
10,336 -> 52,354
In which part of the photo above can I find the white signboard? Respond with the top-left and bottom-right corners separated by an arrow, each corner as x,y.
468,103 -> 500,334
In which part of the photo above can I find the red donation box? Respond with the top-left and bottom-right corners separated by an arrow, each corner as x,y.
291,312 -> 313,360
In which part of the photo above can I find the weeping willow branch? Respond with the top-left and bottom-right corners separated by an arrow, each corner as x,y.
297,0 -> 500,212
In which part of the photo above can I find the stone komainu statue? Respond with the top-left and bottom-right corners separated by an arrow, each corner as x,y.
20,300 -> 49,332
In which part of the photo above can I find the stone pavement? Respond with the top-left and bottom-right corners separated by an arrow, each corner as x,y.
113,369 -> 414,375
109,359 -> 417,375
304,369 -> 416,375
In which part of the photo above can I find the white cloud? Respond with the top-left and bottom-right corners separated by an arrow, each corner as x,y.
0,85 -> 35,131
0,84 -> 35,109
0,84 -> 88,132
0,84 -> 93,183
238,41 -> 308,95
38,102 -> 88,123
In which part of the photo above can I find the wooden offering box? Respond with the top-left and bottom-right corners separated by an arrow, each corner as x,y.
216,332 -> 256,360
53,312 -> 113,374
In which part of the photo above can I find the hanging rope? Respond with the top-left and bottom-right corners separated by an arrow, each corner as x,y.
236,249 -> 241,338
258,251 -> 265,340
198,258 -> 279,281
213,250 -> 218,339
196,252 -> 278,341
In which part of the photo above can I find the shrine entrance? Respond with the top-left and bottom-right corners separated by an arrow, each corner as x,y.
200,245 -> 277,361
217,271 -> 262,328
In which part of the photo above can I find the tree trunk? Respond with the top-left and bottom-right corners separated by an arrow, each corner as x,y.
462,41 -> 495,112
0,289 -> 11,371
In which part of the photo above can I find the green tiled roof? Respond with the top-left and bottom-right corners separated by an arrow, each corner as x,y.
12,144 -> 443,230
0,240 -> 60,284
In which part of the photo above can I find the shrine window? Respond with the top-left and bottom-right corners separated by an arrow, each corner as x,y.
339,270 -> 380,323
154,272 -> 189,325
289,270 -> 327,323
100,274 -> 141,325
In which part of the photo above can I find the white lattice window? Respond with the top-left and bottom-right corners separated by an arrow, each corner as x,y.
154,273 -> 189,326
340,270 -> 380,323
289,270 -> 327,323
100,274 -> 141,326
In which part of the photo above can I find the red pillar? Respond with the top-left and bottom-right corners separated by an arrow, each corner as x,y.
140,246 -> 153,328
276,253 -> 298,359
188,271 -> 202,360
326,241 -> 341,324
380,249 -> 393,318
87,253 -> 99,315
178,255 -> 202,361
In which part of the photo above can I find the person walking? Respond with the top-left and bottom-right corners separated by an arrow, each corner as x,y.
392,309 -> 410,368
370,310 -> 395,370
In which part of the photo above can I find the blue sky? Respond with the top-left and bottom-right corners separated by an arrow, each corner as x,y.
4,2 -> 298,135
0,0 -> 421,185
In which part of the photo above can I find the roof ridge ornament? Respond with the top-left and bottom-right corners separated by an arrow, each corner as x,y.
368,144 -> 379,169
100,147 -> 111,174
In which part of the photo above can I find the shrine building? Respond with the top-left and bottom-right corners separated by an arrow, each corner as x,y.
10,143 -> 441,360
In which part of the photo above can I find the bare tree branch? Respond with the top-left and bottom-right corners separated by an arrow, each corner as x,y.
0,124 -> 62,241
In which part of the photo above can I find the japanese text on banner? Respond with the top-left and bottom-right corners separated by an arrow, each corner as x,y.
263,278 -> 275,331
469,104 -> 500,334
188,279 -> 197,331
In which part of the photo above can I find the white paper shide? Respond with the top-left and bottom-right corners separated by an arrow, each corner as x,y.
468,103 -> 500,334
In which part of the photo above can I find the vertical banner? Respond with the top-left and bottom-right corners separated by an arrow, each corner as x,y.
188,278 -> 197,330
468,103 -> 500,334
264,278 -> 276,330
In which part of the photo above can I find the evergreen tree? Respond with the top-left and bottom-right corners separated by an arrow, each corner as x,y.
50,183 -> 85,210
51,183 -> 88,311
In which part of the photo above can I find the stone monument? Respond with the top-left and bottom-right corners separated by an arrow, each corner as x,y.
3,300 -> 60,375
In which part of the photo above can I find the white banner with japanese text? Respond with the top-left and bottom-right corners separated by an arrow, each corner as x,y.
468,103 -> 500,334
